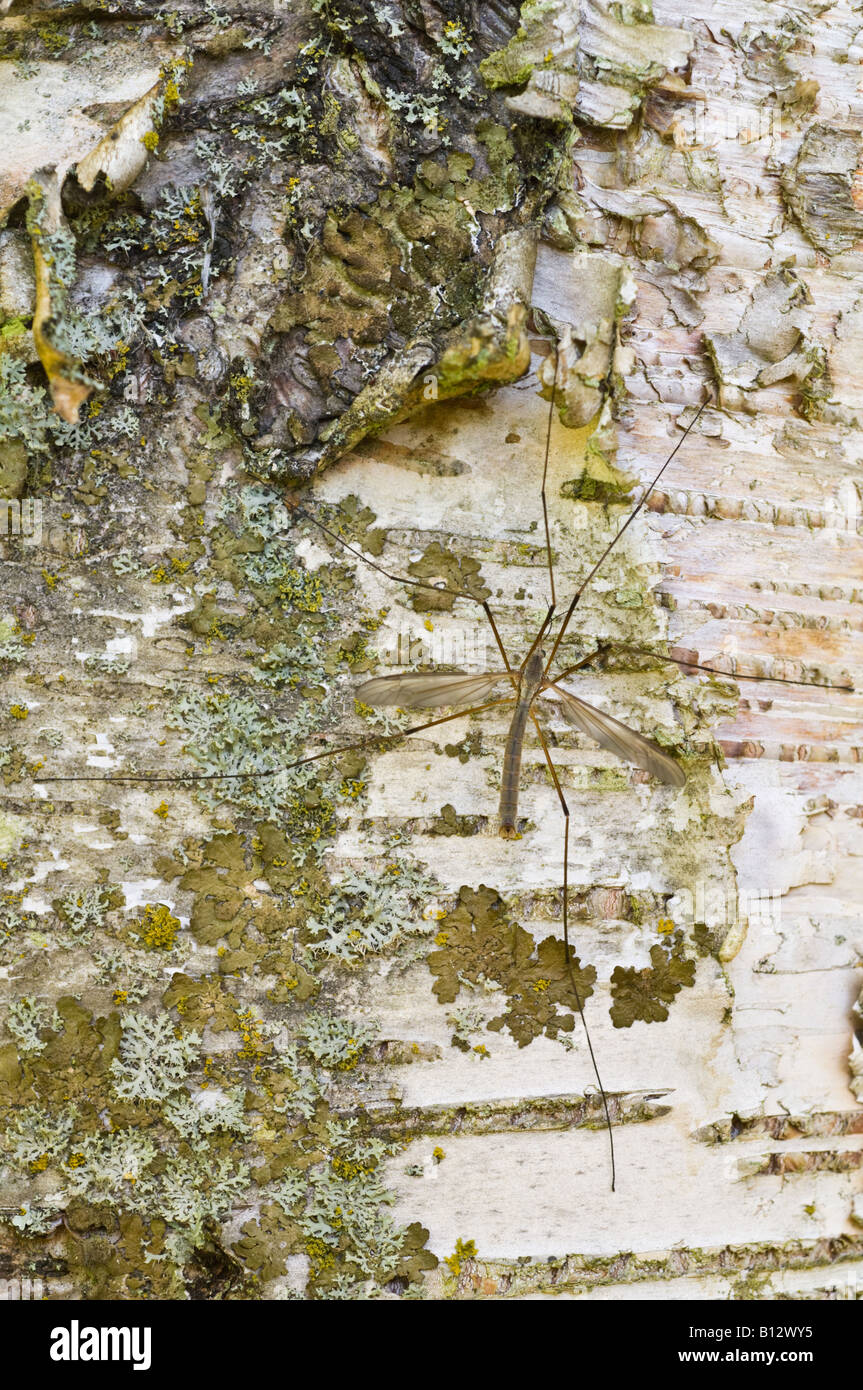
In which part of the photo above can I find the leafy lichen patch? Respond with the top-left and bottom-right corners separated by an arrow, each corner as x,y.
427,884 -> 596,1047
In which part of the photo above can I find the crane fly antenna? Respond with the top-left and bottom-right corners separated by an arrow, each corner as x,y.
615,644 -> 855,691
295,507 -> 484,607
545,399 -> 709,676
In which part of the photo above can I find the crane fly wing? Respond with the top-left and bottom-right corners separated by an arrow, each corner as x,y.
548,683 -> 686,788
356,671 -> 511,709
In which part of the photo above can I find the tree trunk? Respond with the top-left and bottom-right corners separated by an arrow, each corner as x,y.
0,0 -> 860,1302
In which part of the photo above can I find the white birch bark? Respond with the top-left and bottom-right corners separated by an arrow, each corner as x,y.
0,0 -> 860,1301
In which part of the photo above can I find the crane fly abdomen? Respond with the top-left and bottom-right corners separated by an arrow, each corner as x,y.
498,649 -> 546,839
499,698 -> 532,838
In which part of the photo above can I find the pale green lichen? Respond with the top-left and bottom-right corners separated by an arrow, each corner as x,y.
0,357 -> 54,454
163,1087 -> 250,1145
109,1011 -> 201,1103
306,860 -> 437,962
0,812 -> 29,861
0,619 -> 28,665
5,997 -> 61,1056
54,885 -> 118,940
297,1012 -> 377,1070
6,1101 -> 79,1170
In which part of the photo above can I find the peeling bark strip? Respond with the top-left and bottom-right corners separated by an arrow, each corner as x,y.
0,0 -> 861,1304
350,1088 -> 672,1140
740,1150 -> 863,1178
437,1235 -> 863,1300
695,1110 -> 863,1144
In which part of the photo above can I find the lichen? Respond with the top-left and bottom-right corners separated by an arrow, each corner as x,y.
1,470 -> 443,1296
109,1011 -> 201,1103
427,885 -> 596,1047
609,933 -> 696,1028
305,859 -> 438,962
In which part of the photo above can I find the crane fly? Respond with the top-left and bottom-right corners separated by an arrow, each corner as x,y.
356,634 -> 686,839
318,354 -> 699,838
35,346 -> 848,1195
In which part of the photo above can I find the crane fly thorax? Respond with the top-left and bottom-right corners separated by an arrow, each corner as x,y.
520,647 -> 546,705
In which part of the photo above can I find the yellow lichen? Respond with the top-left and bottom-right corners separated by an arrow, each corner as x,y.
140,902 -> 181,950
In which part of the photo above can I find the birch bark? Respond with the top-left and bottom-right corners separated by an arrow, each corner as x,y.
0,0 -> 860,1302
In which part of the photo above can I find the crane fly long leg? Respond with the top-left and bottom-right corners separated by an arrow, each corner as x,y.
531,351 -> 618,1189
550,644 -> 853,690
34,695 -> 517,785
480,601 -> 518,682
544,399 -> 709,678
548,683 -> 686,788
530,711 -> 617,1191
543,647 -> 612,686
